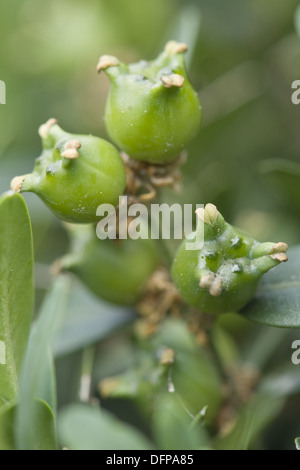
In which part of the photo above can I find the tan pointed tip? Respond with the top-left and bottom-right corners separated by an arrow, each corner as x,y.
10,175 -> 27,192
38,118 -> 58,139
268,242 -> 288,255
161,74 -> 184,88
199,272 -> 222,296
196,203 -> 219,226
61,148 -> 79,160
268,242 -> 288,263
97,55 -> 120,73
269,253 -> 288,263
160,348 -> 175,365
205,203 -> 219,226
199,272 -> 214,288
164,40 -> 188,55
63,139 -> 81,151
209,276 -> 222,297
195,207 -> 205,222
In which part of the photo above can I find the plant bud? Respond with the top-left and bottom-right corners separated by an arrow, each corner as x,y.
98,40 -> 201,164
11,119 -> 126,223
171,204 -> 288,314
60,224 -> 159,305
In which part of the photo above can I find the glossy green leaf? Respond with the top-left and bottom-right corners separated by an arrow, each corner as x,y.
214,393 -> 284,450
23,399 -> 57,451
0,398 -> 56,450
152,393 -> 210,450
52,277 -> 136,357
58,403 -> 153,450
241,245 -> 300,328
32,399 -> 57,450
37,347 -> 57,412
295,437 -> 300,450
0,402 -> 16,450
0,192 -> 34,403
15,275 -> 70,450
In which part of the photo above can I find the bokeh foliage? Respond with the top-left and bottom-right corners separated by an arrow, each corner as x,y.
1,0 -> 300,450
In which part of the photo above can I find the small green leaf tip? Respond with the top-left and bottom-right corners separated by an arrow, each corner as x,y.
172,203 -> 288,314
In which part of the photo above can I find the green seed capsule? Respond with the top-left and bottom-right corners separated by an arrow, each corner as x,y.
97,41 -> 201,164
171,203 -> 288,314
60,224 -> 159,305
10,119 -> 126,223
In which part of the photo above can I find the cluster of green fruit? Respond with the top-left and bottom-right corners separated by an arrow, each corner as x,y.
10,42 -> 287,315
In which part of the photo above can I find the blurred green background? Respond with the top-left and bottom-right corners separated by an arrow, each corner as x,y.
1,0 -> 300,261
1,0 -> 300,450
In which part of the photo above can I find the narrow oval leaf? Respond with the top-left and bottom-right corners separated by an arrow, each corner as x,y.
0,192 -> 34,402
241,245 -> 300,328
58,403 -> 153,450
0,402 -> 16,450
30,399 -> 57,450
15,275 -> 70,450
3,399 -> 56,450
